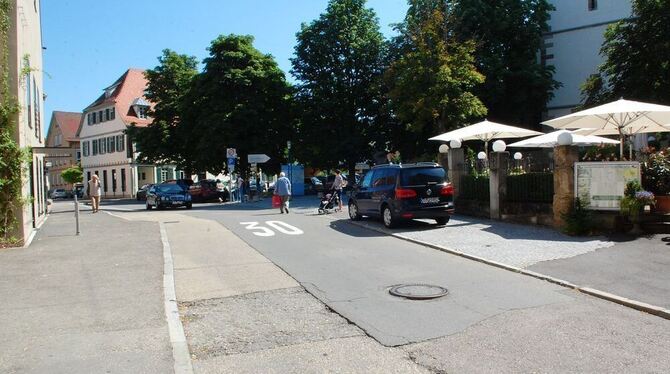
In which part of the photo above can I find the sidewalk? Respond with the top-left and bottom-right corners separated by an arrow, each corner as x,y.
0,202 -> 172,373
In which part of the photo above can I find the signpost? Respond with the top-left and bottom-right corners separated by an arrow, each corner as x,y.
227,148 -> 237,173
575,161 -> 641,210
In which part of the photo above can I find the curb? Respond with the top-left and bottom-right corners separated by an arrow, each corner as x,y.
347,220 -> 670,321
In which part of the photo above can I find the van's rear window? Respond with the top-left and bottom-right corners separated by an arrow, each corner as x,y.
400,168 -> 446,185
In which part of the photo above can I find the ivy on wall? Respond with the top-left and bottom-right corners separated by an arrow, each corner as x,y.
0,0 -> 31,243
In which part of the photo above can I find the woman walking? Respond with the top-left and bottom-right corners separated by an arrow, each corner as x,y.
86,174 -> 103,213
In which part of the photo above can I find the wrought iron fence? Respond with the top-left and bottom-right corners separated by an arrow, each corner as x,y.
505,172 -> 554,203
460,174 -> 490,201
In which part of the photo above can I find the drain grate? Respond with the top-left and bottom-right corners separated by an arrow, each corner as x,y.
389,284 -> 449,300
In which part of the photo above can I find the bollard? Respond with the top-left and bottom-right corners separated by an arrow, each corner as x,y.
74,194 -> 80,235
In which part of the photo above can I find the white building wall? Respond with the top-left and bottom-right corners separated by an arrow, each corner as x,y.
545,0 -> 632,118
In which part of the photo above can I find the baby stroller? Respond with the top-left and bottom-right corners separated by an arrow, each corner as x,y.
318,190 -> 340,214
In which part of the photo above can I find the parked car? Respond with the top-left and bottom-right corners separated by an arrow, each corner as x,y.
51,188 -> 68,199
304,177 -> 324,195
189,179 -> 229,203
348,163 -> 454,228
136,184 -> 154,201
146,183 -> 192,210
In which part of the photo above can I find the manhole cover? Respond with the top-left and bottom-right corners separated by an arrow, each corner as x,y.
389,284 -> 449,300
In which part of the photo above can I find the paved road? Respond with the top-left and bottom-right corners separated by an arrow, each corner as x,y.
103,198 -> 670,371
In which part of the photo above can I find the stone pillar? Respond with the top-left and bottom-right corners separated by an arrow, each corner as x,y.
447,148 -> 466,202
489,151 -> 509,220
553,145 -> 579,229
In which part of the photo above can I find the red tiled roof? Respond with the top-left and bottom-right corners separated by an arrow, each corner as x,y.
52,111 -> 83,141
83,68 -> 154,128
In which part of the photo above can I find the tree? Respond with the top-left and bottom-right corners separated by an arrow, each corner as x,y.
188,34 -> 294,177
125,50 -> 199,175
60,166 -> 83,185
291,0 -> 386,176
385,0 -> 487,159
450,0 -> 558,128
581,0 -> 670,106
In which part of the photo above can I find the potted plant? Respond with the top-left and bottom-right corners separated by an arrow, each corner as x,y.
641,147 -> 670,213
620,181 -> 656,234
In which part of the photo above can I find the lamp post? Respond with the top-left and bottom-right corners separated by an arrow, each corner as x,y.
287,141 -> 292,184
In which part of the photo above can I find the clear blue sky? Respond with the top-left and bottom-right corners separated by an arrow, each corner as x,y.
42,0 -> 408,123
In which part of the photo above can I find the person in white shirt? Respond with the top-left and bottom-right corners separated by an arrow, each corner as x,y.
85,174 -> 103,213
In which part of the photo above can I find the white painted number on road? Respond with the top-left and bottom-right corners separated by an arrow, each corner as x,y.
240,221 -> 304,237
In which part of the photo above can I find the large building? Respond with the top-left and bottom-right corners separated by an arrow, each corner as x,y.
78,68 -> 182,198
545,0 -> 632,118
2,0 -> 48,243
45,111 -> 82,191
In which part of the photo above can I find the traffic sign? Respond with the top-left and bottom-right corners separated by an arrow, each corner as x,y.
227,157 -> 236,173
247,154 -> 270,163
226,148 -> 237,158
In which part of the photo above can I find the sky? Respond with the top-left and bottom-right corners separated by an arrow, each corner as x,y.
41,0 -> 408,124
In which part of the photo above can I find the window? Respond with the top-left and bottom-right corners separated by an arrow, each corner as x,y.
83,141 -> 90,157
103,170 -> 108,192
107,136 -> 115,153
400,168 -> 446,186
116,135 -> 125,152
112,169 -> 117,192
35,83 -> 41,141
588,0 -> 597,10
372,169 -> 389,187
141,172 -> 146,180
360,171 -> 373,188
121,169 -> 126,192
92,139 -> 98,155
110,107 -> 115,120
160,169 -> 169,183
99,139 -> 106,155
76,150 -> 81,162
138,106 -> 148,119
98,110 -> 103,123
105,108 -> 110,121
92,112 -> 97,124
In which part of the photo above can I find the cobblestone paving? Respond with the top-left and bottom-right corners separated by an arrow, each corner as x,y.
347,214 -> 614,268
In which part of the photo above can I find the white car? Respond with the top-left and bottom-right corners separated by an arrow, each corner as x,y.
51,189 -> 68,199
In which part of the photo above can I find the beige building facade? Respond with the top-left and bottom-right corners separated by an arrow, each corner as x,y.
2,0 -> 48,243
45,111 -> 82,191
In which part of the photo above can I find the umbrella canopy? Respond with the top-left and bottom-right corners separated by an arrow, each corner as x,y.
542,99 -> 670,157
508,130 -> 619,148
429,120 -> 542,150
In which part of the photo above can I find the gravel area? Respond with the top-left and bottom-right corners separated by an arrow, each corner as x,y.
352,214 -> 614,268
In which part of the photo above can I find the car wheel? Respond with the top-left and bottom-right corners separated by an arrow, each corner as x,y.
435,217 -> 449,225
382,205 -> 396,228
348,202 -> 362,221
146,202 -> 152,210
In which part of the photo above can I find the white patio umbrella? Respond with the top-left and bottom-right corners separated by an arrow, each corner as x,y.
542,98 -> 670,158
508,130 -> 619,148
429,120 -> 542,151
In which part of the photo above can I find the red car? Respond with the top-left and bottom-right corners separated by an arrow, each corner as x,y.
189,179 -> 229,203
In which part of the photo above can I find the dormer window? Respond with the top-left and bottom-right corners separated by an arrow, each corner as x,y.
131,98 -> 150,119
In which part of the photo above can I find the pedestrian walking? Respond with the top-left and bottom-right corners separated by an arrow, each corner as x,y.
332,169 -> 346,212
274,172 -> 291,214
237,176 -> 245,202
86,174 -> 103,213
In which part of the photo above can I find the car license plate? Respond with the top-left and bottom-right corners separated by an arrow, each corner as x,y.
420,197 -> 439,204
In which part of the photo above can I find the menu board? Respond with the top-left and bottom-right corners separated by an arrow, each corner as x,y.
574,162 -> 641,210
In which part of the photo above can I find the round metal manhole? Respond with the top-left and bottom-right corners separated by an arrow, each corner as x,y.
389,284 -> 449,300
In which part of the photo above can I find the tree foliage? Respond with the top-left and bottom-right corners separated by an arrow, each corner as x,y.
449,0 -> 557,128
60,165 -> 83,185
188,35 -> 294,176
385,0 -> 486,159
581,0 -> 670,107
126,49 -> 199,174
291,0 -> 386,174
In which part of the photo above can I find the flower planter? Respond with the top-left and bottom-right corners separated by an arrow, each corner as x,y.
653,195 -> 670,214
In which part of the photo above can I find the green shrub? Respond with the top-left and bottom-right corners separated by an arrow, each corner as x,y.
561,197 -> 593,236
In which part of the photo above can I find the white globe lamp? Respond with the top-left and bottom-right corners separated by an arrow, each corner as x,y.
557,132 -> 573,146
514,152 -> 522,160
477,151 -> 487,160
449,139 -> 462,149
438,144 -> 449,154
492,140 -> 506,153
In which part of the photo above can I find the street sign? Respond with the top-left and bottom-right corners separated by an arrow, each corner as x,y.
247,154 -> 270,163
226,148 -> 237,158
227,157 -> 236,173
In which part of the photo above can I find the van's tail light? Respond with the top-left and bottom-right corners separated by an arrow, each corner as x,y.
395,188 -> 417,199
440,183 -> 454,196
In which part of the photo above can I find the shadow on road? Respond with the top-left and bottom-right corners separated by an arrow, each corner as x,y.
328,219 -> 386,238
